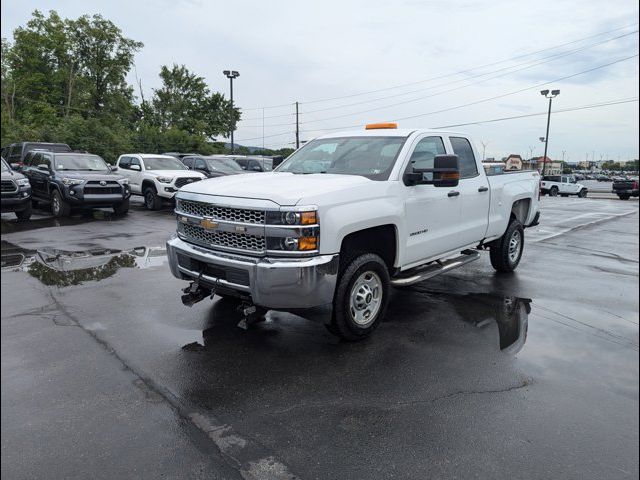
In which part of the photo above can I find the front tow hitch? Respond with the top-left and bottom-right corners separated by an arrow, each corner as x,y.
181,281 -> 212,307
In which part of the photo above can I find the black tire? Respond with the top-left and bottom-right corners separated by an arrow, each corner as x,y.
329,253 -> 390,341
31,199 -> 39,208
113,198 -> 130,215
51,189 -> 71,217
619,194 -> 630,200
143,187 -> 162,211
549,186 -> 559,197
490,219 -> 524,273
578,189 -> 587,198
15,202 -> 32,220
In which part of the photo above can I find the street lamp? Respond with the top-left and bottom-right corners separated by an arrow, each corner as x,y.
223,70 -> 240,153
540,89 -> 560,176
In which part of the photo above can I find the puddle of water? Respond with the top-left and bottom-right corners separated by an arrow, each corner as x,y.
2,240 -> 167,285
1,208 -> 125,234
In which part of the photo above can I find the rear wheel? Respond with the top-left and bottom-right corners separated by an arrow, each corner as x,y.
144,187 -> 162,211
329,253 -> 390,341
490,219 -> 524,273
51,190 -> 71,217
549,186 -> 559,197
619,194 -> 630,200
15,202 -> 32,220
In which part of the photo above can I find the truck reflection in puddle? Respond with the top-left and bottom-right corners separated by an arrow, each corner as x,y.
183,290 -> 531,353
1,240 -> 167,286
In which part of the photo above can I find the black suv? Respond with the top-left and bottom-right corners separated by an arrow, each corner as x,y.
181,155 -> 244,178
1,158 -> 32,220
22,151 -> 131,217
1,142 -> 72,170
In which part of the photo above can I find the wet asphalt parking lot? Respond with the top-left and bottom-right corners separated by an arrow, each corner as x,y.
2,196 -> 638,480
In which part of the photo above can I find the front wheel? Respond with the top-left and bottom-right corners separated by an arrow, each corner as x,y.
51,190 -> 71,217
490,219 -> 524,273
15,202 -> 32,220
578,189 -> 588,198
329,253 -> 390,341
113,198 -> 130,215
143,187 -> 162,211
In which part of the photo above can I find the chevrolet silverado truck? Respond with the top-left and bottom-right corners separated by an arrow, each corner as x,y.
115,154 -> 205,210
167,124 -> 541,340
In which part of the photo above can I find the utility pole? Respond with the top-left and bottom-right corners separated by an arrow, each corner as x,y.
223,70 -> 240,153
481,140 -> 489,161
295,102 -> 300,149
540,89 -> 560,176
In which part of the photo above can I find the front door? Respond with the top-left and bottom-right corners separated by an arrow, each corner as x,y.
403,135 -> 465,266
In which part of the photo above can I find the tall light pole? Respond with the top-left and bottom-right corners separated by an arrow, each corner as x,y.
223,70 -> 240,153
481,140 -> 489,160
540,89 -> 560,176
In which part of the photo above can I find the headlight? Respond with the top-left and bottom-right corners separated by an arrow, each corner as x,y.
156,176 -> 173,184
267,235 -> 319,252
117,178 -> 129,185
266,209 -> 318,225
16,178 -> 30,186
61,177 -> 85,186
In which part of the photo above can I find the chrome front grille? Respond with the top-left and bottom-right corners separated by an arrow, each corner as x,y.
178,222 -> 265,252
175,177 -> 202,188
176,199 -> 265,224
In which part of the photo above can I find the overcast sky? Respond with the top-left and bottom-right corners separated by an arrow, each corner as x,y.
2,0 -> 639,161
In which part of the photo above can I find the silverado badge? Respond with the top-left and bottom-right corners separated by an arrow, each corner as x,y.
200,218 -> 219,230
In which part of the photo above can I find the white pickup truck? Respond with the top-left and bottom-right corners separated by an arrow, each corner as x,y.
540,174 -> 588,197
167,124 -> 541,340
115,154 -> 205,210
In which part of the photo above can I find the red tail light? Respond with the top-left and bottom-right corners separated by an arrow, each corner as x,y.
633,181 -> 638,190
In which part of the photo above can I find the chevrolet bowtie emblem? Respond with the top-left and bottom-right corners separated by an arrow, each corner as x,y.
200,218 -> 219,230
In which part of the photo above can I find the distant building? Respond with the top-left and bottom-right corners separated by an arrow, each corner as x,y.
504,154 -> 524,170
532,156 -> 562,175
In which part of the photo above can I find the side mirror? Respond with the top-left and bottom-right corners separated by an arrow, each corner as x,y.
109,165 -> 118,171
404,155 -> 460,187
37,164 -> 50,172
130,164 -> 141,171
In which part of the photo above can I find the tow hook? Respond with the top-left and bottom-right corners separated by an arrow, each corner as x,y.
181,281 -> 211,307
237,301 -> 267,330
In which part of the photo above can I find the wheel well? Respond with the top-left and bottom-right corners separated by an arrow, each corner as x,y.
339,225 -> 397,271
511,199 -> 531,224
142,179 -> 156,192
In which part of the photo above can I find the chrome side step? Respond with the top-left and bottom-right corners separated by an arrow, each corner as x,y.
390,249 -> 480,287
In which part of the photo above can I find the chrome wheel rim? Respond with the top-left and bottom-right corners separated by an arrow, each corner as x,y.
349,271 -> 382,327
52,195 -> 60,215
508,230 -> 522,263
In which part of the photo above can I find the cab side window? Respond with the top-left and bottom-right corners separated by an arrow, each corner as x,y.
182,158 -> 194,169
450,137 -> 478,178
119,156 -> 131,169
130,157 -> 141,170
408,136 -> 446,171
235,158 -> 248,170
248,160 -> 261,171
195,159 -> 207,170
40,154 -> 52,169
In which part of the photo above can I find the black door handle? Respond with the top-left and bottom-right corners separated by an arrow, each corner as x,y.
478,186 -> 489,192
448,191 -> 460,197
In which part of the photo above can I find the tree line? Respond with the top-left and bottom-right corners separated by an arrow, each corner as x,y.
1,10 -> 294,162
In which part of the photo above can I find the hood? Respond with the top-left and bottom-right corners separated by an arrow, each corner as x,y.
2,169 -> 26,180
146,169 -> 205,178
54,171 -> 125,181
180,172 -> 373,205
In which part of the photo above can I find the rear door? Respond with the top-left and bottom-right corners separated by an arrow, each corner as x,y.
403,134 -> 465,265
450,136 -> 490,245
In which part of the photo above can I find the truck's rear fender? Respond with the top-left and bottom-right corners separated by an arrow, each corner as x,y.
319,199 -> 402,268
485,178 -> 538,239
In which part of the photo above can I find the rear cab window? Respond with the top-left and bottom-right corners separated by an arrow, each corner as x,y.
449,137 -> 478,178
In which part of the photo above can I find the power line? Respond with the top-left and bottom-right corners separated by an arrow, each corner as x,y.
236,22 -> 638,113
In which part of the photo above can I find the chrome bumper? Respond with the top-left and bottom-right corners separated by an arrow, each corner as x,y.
166,236 -> 339,309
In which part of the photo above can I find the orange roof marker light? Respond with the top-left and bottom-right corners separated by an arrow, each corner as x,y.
365,122 -> 398,130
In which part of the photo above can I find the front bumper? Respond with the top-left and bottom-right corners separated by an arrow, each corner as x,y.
166,235 -> 339,309
1,189 -> 31,212
64,184 -> 130,205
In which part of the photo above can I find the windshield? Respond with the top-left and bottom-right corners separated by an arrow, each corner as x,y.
143,157 -> 188,170
54,154 -> 109,171
1,158 -> 9,172
276,136 -> 407,180
205,158 -> 243,174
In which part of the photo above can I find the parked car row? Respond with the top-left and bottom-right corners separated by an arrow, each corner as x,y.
0,143 -> 283,220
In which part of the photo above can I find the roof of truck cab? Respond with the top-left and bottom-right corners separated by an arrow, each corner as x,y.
125,154 -> 178,158
317,128 -> 467,139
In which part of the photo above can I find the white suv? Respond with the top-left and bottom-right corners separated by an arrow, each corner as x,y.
115,154 -> 205,210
